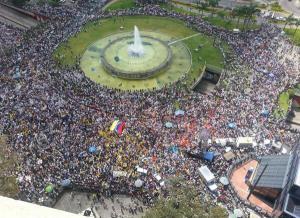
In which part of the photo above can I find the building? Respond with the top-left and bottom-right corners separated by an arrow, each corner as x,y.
0,196 -> 87,218
251,154 -> 292,202
250,152 -> 300,217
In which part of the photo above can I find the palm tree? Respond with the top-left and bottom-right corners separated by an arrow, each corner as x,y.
245,4 -> 260,30
233,6 -> 243,29
208,0 -> 220,17
293,19 -> 300,36
284,14 -> 294,30
237,6 -> 248,30
196,0 -> 209,17
240,4 -> 260,31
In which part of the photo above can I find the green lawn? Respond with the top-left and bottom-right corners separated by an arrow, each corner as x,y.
53,16 -> 225,86
0,135 -> 19,198
270,2 -> 286,13
105,0 -> 136,11
274,89 -> 294,118
285,28 -> 300,46
279,91 -> 290,112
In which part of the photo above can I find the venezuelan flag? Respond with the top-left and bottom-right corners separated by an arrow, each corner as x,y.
110,120 -> 119,131
115,121 -> 126,135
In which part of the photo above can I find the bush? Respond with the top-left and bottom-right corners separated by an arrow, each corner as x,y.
11,0 -> 29,6
48,0 -> 61,6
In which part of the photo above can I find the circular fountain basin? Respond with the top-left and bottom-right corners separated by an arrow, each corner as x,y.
101,36 -> 172,79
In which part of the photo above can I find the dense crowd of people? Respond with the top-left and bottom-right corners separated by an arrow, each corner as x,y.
0,22 -> 23,51
1,0 -> 300,217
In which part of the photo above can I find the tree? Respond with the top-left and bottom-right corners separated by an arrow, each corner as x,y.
284,14 -> 294,30
11,0 -> 29,6
196,0 -> 209,17
232,7 -> 243,28
238,4 -> 260,31
144,178 -> 227,218
293,19 -> 300,36
48,0 -> 61,6
207,0 -> 220,17
244,4 -> 260,30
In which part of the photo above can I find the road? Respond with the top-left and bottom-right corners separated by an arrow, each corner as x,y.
278,0 -> 300,18
174,0 -> 252,9
0,3 -> 38,29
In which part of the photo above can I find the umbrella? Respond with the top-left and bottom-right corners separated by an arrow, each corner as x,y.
169,145 -> 179,154
88,146 -> 97,153
45,184 -> 54,193
228,122 -> 236,129
264,139 -> 271,146
219,177 -> 229,186
78,151 -> 86,158
134,179 -> 143,188
13,72 -> 21,79
165,122 -> 173,128
175,109 -> 185,116
225,147 -> 231,152
60,179 -> 71,187
234,209 -> 244,218
261,109 -> 269,116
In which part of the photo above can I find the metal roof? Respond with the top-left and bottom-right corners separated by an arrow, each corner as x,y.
252,155 -> 292,189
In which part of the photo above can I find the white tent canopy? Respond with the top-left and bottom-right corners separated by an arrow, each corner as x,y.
198,165 -> 215,184
113,171 -> 127,178
236,137 -> 254,147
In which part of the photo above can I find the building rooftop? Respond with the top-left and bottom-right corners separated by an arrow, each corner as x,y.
251,155 -> 292,189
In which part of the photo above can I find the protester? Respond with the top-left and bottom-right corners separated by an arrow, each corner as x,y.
0,1 -> 300,217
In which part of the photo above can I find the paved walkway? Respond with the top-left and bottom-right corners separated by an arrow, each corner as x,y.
54,191 -> 146,218
102,0 -> 119,10
174,0 -> 251,9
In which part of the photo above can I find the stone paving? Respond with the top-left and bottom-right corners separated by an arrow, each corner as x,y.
54,191 -> 146,218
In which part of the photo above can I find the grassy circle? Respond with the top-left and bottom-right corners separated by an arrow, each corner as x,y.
54,16 -> 225,89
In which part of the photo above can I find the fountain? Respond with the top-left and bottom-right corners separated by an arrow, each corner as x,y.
99,26 -> 174,80
128,26 -> 144,57
80,21 -> 192,89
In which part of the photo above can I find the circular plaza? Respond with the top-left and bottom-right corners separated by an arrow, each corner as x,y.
55,16 -> 224,91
